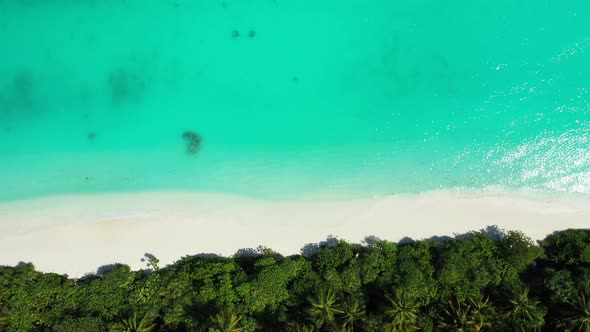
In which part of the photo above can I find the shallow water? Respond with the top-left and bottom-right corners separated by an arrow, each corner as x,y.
0,0 -> 589,201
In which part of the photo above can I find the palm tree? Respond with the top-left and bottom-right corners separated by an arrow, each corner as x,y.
468,294 -> 495,331
286,323 -> 316,332
566,291 -> 590,331
0,299 -> 8,330
505,289 -> 544,332
438,298 -> 476,331
384,288 -> 420,331
340,296 -> 365,329
437,294 -> 495,332
209,310 -> 243,332
306,287 -> 343,329
113,312 -> 156,332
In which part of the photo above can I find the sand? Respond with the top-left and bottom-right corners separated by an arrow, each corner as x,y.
0,190 -> 589,277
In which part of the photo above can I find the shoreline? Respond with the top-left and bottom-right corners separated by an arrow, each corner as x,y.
1,190 -> 589,277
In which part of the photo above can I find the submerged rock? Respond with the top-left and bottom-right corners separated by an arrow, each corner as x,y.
181,131 -> 200,141
107,68 -> 146,104
12,71 -> 33,101
6,70 -> 34,108
181,131 -> 202,154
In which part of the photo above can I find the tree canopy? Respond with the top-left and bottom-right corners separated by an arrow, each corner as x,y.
1,228 -> 589,331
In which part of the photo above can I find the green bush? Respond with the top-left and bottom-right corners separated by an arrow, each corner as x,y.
1,228 -> 588,331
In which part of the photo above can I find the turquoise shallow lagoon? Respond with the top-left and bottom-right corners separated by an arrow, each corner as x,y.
0,0 -> 589,201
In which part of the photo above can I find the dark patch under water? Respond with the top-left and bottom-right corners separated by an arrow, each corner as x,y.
107,68 -> 147,105
181,131 -> 202,155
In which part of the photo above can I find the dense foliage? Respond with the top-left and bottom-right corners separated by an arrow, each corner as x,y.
1,228 -> 590,331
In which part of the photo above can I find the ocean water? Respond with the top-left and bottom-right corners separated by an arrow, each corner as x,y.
0,0 -> 589,201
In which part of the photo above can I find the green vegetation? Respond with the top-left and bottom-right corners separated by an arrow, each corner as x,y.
0,228 -> 589,331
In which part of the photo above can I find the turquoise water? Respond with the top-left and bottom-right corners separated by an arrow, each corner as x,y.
0,0 -> 589,201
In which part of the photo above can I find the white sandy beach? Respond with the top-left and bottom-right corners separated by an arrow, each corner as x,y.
0,190 -> 589,277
